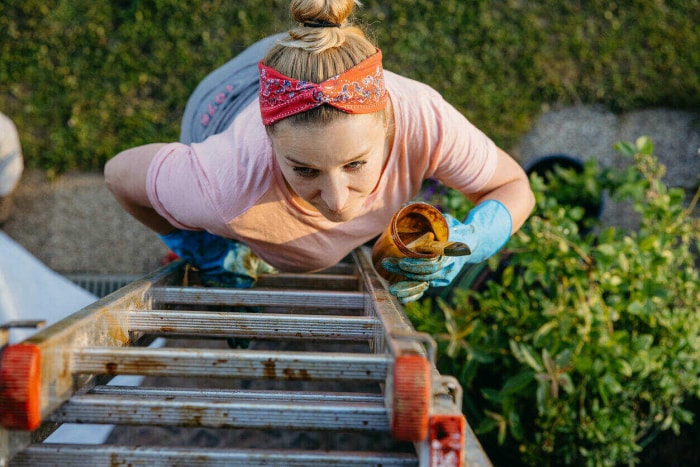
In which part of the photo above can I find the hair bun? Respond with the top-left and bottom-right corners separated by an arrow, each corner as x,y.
290,0 -> 356,27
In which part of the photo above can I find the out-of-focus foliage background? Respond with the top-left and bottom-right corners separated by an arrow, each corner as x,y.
1,0 -> 698,176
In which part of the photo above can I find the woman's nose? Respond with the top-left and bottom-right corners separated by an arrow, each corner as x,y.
321,175 -> 350,212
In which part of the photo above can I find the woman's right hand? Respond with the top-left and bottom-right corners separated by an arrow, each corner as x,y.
159,229 -> 276,287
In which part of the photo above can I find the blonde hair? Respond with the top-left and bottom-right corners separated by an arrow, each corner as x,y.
263,0 -> 381,129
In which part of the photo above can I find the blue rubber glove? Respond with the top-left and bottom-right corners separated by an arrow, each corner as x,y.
382,200 -> 512,303
158,229 -> 276,287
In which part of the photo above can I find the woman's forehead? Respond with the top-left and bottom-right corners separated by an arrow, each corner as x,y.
271,114 -> 384,161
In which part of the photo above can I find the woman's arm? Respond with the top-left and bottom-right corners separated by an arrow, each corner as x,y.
464,147 -> 535,233
383,147 -> 534,303
104,143 -> 176,234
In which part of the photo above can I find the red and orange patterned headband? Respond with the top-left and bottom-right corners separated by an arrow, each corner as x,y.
258,49 -> 388,126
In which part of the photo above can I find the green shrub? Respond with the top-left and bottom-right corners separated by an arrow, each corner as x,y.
407,137 -> 700,465
0,0 -> 288,174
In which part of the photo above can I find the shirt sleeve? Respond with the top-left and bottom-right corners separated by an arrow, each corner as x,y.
146,104 -> 274,234
389,73 -> 498,195
428,96 -> 499,194
146,142 -> 220,231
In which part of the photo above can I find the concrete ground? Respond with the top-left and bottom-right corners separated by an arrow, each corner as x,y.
2,104 -> 699,277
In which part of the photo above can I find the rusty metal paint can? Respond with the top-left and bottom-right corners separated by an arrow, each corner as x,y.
371,202 -> 449,282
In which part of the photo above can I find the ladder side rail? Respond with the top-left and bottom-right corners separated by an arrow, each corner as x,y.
352,248 -> 431,359
353,248 -> 492,466
0,263 -> 180,439
0,427 -> 30,467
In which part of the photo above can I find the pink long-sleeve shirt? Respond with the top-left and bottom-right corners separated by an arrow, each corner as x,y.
147,71 -> 497,272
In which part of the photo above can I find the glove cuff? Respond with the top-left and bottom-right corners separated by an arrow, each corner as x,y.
463,199 -> 512,262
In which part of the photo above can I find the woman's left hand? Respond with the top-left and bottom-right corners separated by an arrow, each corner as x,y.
382,200 -> 512,303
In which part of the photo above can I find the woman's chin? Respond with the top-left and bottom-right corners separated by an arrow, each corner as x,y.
320,208 -> 356,223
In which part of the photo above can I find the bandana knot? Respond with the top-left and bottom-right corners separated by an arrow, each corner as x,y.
258,49 -> 388,126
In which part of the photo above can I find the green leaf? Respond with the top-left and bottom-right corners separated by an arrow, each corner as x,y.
559,373 -> 575,394
661,413 -> 673,431
501,264 -> 514,287
617,359 -> 633,378
536,380 -> 547,414
501,370 -> 535,395
627,301 -> 645,315
614,141 -> 637,157
555,348 -> 574,367
509,341 -> 543,372
633,334 -> 654,351
533,320 -> 558,345
636,136 -> 654,155
507,408 -> 524,441
481,388 -> 503,404
468,346 -> 496,364
601,372 -> 623,395
618,252 -> 630,273
475,415 -> 499,435
595,243 -> 616,257
639,235 -> 659,251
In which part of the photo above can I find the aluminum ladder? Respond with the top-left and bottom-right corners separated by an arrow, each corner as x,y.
0,248 -> 491,466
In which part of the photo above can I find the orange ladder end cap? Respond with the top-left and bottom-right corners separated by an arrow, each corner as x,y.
391,353 -> 431,441
0,343 -> 42,430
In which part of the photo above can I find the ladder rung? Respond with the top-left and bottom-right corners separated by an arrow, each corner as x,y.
12,445 -> 418,467
71,347 -> 389,381
126,310 -> 380,340
91,385 -> 385,403
256,273 -> 359,290
149,287 -> 365,309
49,392 -> 390,431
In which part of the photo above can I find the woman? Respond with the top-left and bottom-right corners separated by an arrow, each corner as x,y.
105,0 -> 534,303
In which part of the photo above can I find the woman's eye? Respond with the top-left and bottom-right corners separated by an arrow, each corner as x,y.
293,167 -> 318,178
345,161 -> 366,171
